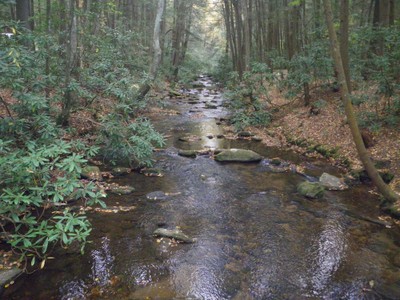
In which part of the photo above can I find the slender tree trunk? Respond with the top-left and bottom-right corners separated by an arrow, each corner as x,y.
57,0 -> 77,126
45,0 -> 51,99
243,0 -> 251,71
137,0 -> 165,101
323,0 -> 399,203
340,0 -> 351,92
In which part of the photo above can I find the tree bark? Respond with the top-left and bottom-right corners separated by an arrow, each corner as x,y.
16,0 -> 31,30
340,0 -> 351,92
137,0 -> 165,101
322,0 -> 399,203
57,0 -> 78,126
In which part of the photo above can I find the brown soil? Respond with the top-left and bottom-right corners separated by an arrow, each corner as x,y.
245,86 -> 400,212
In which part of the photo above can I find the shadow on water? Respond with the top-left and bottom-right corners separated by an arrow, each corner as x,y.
4,76 -> 400,299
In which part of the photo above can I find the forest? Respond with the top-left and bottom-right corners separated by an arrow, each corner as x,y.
1,0 -> 400,299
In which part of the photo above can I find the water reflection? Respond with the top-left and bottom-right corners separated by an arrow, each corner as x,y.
90,236 -> 114,286
310,214 -> 347,295
59,279 -> 87,300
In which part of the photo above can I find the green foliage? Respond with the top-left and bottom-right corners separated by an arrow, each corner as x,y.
224,64 -> 272,131
0,2 -> 164,269
0,96 -> 105,266
272,40 -> 333,98
212,54 -> 234,83
99,113 -> 165,167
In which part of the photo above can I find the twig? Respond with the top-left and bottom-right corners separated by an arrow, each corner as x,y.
0,95 -> 13,119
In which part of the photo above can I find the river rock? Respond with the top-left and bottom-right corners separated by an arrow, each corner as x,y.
178,150 -> 197,158
215,149 -> 263,163
81,166 -> 102,181
192,81 -> 204,89
251,136 -> 263,142
297,181 -> 325,199
205,103 -> 218,109
319,173 -> 348,191
153,228 -> 195,243
111,167 -> 131,176
270,158 -> 282,166
237,131 -> 254,138
0,267 -> 22,291
109,184 -> 135,195
146,191 -> 168,200
141,168 -> 164,177
179,135 -> 201,142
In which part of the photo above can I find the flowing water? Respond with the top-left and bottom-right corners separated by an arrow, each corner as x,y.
4,76 -> 400,299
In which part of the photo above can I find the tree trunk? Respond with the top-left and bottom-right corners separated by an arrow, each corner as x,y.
57,0 -> 78,126
137,0 -> 165,101
340,0 -> 351,92
16,0 -> 31,30
323,0 -> 399,203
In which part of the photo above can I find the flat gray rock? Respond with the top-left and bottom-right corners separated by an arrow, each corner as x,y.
215,149 -> 262,163
319,173 -> 348,190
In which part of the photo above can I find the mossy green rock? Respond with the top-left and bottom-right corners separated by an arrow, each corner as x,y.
81,166 -> 102,181
297,181 -> 325,199
215,149 -> 262,163
112,167 -> 131,176
109,185 -> 135,195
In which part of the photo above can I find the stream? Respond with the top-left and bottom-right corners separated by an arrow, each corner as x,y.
4,76 -> 400,299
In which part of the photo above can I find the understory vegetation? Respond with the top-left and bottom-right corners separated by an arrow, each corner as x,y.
0,0 -> 221,268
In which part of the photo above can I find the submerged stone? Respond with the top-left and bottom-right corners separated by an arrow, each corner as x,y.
270,158 -> 282,166
178,135 -> 201,142
297,181 -> 325,199
178,150 -> 197,158
153,228 -> 195,243
319,173 -> 348,191
146,191 -> 168,200
205,103 -> 218,109
215,149 -> 263,163
109,185 -> 135,195
81,166 -> 102,181
111,167 -> 131,176
141,168 -> 164,177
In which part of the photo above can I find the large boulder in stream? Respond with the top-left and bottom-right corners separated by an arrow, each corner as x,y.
215,149 -> 263,163
319,173 -> 348,191
153,228 -> 196,243
297,181 -> 325,199
81,166 -> 102,181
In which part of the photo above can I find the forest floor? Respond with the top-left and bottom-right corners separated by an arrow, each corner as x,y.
242,86 -> 400,212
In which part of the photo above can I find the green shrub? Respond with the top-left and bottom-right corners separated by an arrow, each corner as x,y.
99,113 -> 165,167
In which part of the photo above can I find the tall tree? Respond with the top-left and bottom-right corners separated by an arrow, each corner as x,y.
137,0 -> 166,100
323,0 -> 399,203
340,0 -> 351,92
16,0 -> 31,30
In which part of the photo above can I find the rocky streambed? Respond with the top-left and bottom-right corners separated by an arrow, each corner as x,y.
3,75 -> 400,299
